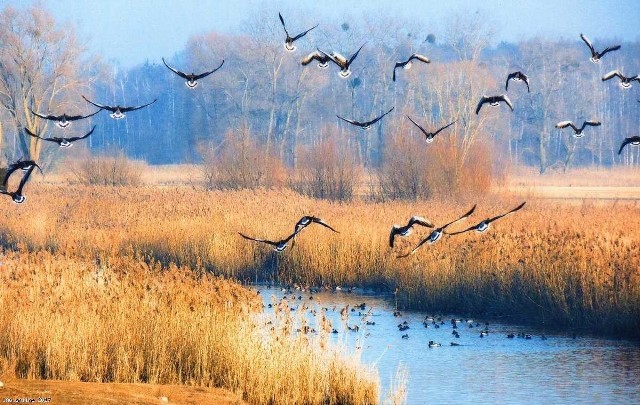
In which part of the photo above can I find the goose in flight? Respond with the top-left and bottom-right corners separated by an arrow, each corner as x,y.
337,107 -> 394,130
618,136 -> 640,155
397,205 -> 476,258
406,116 -> 456,143
25,126 -> 95,148
446,202 -> 526,235
6,158 -> 40,173
505,71 -> 530,93
82,95 -> 157,119
162,58 -> 224,88
301,50 -> 331,69
580,34 -> 621,64
239,230 -> 301,252
294,216 -> 339,233
318,44 -> 365,78
476,95 -> 514,115
601,70 -> 639,89
1,162 -> 41,204
389,216 -> 434,248
555,120 -> 601,138
279,12 -> 317,52
29,108 -> 101,129
392,54 -> 431,82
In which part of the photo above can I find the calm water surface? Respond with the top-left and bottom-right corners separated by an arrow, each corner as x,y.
256,286 -> 640,405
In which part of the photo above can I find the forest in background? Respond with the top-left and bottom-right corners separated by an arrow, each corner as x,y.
1,4 -> 639,199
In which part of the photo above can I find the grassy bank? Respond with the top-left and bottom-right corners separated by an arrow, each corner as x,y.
1,185 -> 639,338
0,250 -> 379,404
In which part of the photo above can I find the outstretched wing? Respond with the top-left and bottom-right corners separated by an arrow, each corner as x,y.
66,125 -> 96,142
475,96 -> 488,115
2,162 -> 23,190
23,127 -> 44,140
193,60 -> 225,80
238,232 -> 278,247
348,43 -> 366,65
446,224 -> 478,236
598,45 -> 621,58
408,216 -> 434,228
82,95 -> 112,112
308,217 -> 339,233
389,226 -> 402,248
486,201 -> 526,224
15,164 -> 37,195
410,54 -> 430,64
441,204 -> 477,230
580,34 -> 596,56
602,70 -> 622,82
397,237 -> 430,258
432,120 -> 457,137
618,137 -> 640,155
336,114 -> 362,127
366,107 -> 394,126
581,121 -> 601,131
162,58 -> 189,79
301,51 -> 326,66
500,94 -> 514,111
120,99 -> 157,113
278,12 -> 289,37
556,121 -> 578,133
29,109 -> 59,121
406,116 -> 428,136
392,62 -> 404,81
291,24 -> 318,42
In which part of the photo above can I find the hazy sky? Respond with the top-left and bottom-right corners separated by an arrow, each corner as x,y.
7,0 -> 640,67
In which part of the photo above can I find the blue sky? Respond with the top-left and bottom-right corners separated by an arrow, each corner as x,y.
6,0 -> 640,67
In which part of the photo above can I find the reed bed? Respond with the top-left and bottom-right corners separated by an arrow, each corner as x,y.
0,250 -> 379,404
1,185 -> 639,337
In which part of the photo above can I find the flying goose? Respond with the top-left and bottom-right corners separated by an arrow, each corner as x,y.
318,44 -> 365,78
6,158 -> 40,173
475,95 -> 514,115
601,70 -> 639,89
1,162 -> 41,204
337,107 -> 394,130
446,202 -> 526,235
292,216 -> 339,246
389,216 -> 434,248
239,230 -> 301,252
618,136 -> 640,155
505,71 -> 530,93
28,108 -> 101,129
397,205 -> 476,258
580,34 -> 621,64
392,54 -> 431,82
81,96 -> 157,119
406,116 -> 456,143
555,120 -> 601,138
162,58 -> 224,88
25,125 -> 95,148
279,12 -> 317,52
301,50 -> 331,69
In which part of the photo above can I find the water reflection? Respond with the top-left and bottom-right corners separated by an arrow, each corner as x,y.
256,286 -> 640,404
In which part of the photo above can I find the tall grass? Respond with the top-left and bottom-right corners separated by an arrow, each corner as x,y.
1,185 -> 639,337
0,250 -> 379,404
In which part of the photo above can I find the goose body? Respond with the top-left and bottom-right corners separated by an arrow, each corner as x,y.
279,12 -> 317,52
475,95 -> 514,115
1,162 -> 41,204
506,71 -> 530,92
337,107 -> 394,130
292,215 -> 339,247
162,58 -> 224,88
555,120 -> 601,138
618,136 -> 640,155
239,230 -> 300,252
602,70 -> 639,89
392,54 -> 430,81
389,216 -> 434,247
301,51 -> 330,69
318,44 -> 365,78
82,96 -> 157,119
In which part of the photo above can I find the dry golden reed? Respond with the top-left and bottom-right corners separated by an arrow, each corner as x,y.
0,250 -> 378,404
1,183 -> 639,338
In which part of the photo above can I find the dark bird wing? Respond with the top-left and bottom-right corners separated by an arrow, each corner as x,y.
475,96 -> 488,115
15,164 -> 37,195
486,202 -> 526,224
389,226 -> 402,248
392,62 -> 405,81
523,75 -> 530,92
397,237 -> 430,258
505,72 -> 517,91
82,95 -> 112,111
365,107 -> 394,126
556,121 -> 579,133
406,116 -> 429,136
618,137 -> 640,155
278,12 -> 289,37
310,217 -> 339,233
301,51 -> 327,65
66,125 -> 96,142
291,24 -> 318,42
410,54 -> 431,64
407,216 -> 434,228
238,232 -> 278,247
432,120 -> 457,137
580,34 -> 596,57
2,163 -> 23,190
499,94 -> 514,111
348,43 -> 366,65
581,121 -> 601,131
446,224 -> 479,236
23,127 -> 44,140
602,70 -> 623,82
162,58 -> 189,79
598,45 -> 621,58
441,204 -> 477,230
336,114 -> 363,127
119,99 -> 157,113
193,60 -> 225,80
29,109 -> 60,121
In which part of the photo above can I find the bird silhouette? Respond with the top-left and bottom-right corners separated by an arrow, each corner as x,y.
406,116 -> 456,143
82,96 -> 157,119
279,12 -> 317,52
392,54 -> 430,81
25,126 -> 95,148
162,58 -> 224,88
580,34 -> 621,64
555,120 -> 601,138
337,107 -> 394,130
389,216 -> 434,248
475,95 -> 514,115
29,108 -> 101,129
446,202 -> 526,235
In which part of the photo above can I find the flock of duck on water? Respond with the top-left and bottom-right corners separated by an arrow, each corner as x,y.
3,15 -> 638,255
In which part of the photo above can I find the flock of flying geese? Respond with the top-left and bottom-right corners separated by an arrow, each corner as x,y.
3,14 -> 638,211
